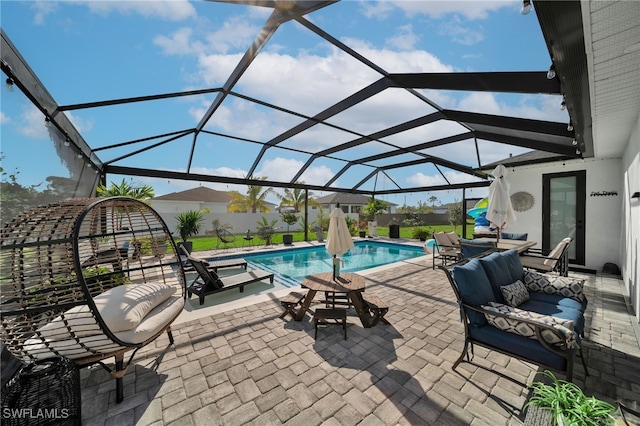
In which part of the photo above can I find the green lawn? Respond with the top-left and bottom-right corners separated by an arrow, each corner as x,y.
180,224 -> 476,252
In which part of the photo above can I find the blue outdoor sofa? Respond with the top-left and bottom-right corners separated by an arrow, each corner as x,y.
439,249 -> 588,382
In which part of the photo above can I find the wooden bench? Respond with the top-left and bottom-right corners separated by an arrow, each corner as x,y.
324,291 -> 351,309
313,308 -> 347,340
279,291 -> 307,319
362,294 -> 390,326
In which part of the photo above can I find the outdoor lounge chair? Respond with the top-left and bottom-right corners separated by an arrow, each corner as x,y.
519,237 -> 572,276
180,249 -> 248,273
432,232 -> 461,269
215,227 -> 236,251
182,250 -> 274,305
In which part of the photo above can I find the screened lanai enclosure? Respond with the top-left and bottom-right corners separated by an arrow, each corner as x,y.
1,0 -> 590,219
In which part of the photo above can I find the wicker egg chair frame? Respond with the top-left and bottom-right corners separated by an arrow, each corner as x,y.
0,197 -> 186,403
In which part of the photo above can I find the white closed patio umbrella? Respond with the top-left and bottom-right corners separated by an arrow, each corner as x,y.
326,206 -> 355,280
486,164 -> 517,242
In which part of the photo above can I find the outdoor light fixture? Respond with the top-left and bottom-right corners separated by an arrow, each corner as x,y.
560,97 -> 566,110
521,0 -> 532,15
5,77 -> 14,92
567,121 -> 574,131
64,138 -> 70,147
576,148 -> 581,155
546,64 -> 556,80
572,139 -> 578,145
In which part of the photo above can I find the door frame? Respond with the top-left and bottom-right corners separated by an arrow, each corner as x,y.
542,170 -> 586,265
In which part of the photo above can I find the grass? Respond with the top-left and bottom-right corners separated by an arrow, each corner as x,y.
178,224 -> 477,252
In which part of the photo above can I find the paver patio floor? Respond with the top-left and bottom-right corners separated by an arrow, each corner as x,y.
80,253 -> 640,425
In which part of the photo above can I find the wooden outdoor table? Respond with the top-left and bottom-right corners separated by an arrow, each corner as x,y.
475,238 -> 537,253
295,272 -> 373,328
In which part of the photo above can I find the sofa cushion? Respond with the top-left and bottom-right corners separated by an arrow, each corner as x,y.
524,271 -> 585,302
469,324 -> 570,371
93,283 -> 177,332
500,280 -> 530,307
518,299 -> 585,335
482,302 -> 578,349
500,249 -> 525,282
480,251 -> 512,303
527,292 -> 587,313
500,232 -> 528,241
452,259 -> 495,326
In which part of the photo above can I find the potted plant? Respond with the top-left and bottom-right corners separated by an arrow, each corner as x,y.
280,211 -> 298,245
175,209 -> 206,254
358,221 -> 367,238
256,216 -> 279,246
524,370 -> 617,426
363,198 -> 389,238
411,227 -> 431,241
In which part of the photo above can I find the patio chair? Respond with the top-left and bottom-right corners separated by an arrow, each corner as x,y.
215,227 -> 236,251
432,232 -> 461,269
0,197 -> 186,404
459,238 -> 497,259
519,237 -> 573,276
181,249 -> 274,305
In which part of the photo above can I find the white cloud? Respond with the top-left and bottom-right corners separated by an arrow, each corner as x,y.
439,17 -> 485,45
373,0 -> 515,21
17,107 -> 48,139
385,24 -> 419,51
154,27 -> 203,56
254,157 -> 335,188
31,1 -> 58,25
407,170 -> 484,187
82,0 -> 196,21
0,112 -> 10,125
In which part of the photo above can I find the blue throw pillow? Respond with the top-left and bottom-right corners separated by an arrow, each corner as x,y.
452,259 -> 495,326
501,249 -> 524,282
479,252 -> 512,303
500,232 -> 528,241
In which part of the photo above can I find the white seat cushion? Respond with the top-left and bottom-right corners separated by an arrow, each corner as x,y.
94,283 -> 177,332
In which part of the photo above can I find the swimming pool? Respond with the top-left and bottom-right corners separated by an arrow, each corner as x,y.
215,241 -> 426,289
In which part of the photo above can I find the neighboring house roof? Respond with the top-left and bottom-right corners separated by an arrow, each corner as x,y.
152,187 -> 232,203
314,193 -> 397,206
480,151 -> 571,171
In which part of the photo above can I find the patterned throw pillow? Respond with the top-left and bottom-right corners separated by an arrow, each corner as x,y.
482,302 -> 578,349
500,280 -> 529,307
524,271 -> 585,302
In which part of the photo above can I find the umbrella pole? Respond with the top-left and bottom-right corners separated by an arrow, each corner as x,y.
333,254 -> 337,280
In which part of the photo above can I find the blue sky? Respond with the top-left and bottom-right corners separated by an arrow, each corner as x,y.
1,0 -> 567,206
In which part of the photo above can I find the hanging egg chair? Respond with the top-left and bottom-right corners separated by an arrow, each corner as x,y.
0,197 -> 186,403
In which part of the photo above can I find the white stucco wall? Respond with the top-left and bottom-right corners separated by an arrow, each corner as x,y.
621,113 -> 640,323
502,157 -> 622,272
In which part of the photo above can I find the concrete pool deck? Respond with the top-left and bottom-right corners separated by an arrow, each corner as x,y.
79,240 -> 640,425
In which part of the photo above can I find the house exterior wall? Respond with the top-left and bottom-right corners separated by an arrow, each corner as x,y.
504,157 -> 622,273
622,113 -> 640,323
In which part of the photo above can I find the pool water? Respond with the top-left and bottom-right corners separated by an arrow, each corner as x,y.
222,241 -> 426,288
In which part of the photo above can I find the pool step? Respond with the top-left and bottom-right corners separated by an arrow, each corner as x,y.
246,260 -> 300,289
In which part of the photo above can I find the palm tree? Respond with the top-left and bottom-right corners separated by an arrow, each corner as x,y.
96,179 -> 155,231
277,183 -> 317,212
96,178 -> 154,201
227,176 -> 273,213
